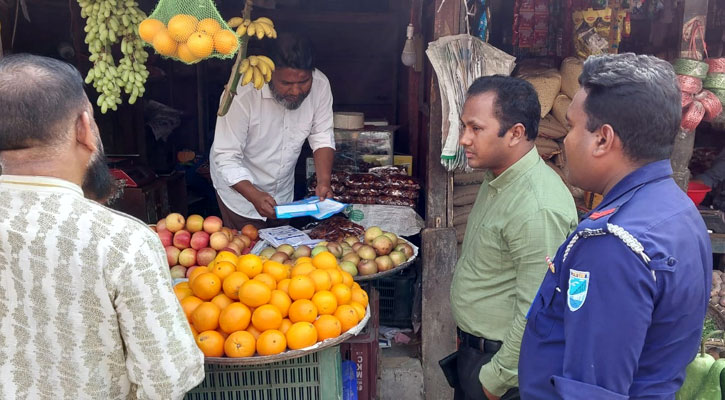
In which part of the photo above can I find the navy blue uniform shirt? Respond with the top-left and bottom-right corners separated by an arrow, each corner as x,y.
519,160 -> 712,399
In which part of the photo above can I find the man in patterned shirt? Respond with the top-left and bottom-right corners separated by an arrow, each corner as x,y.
0,54 -> 204,399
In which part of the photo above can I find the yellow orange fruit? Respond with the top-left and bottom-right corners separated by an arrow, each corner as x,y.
351,288 -> 369,308
308,269 -> 332,292
286,322 -> 318,350
187,32 -> 214,58
277,278 -> 291,295
216,250 -> 238,265
222,271 -> 249,300
328,269 -> 343,286
352,282 -> 361,290
288,275 -> 315,301
189,324 -> 199,337
224,330 -> 256,357
218,302 -> 251,333
279,318 -> 292,334
334,305 -> 359,332
191,301 -> 221,332
340,270 -> 354,287
138,18 -> 165,43
263,260 -> 289,282
168,14 -> 198,42
211,293 -> 234,310
350,301 -> 366,320
180,295 -> 204,321
216,328 -> 229,340
152,29 -> 178,57
211,260 -> 236,281
246,325 -> 262,340
251,304 -> 283,331
188,266 -> 209,285
238,280 -> 272,308
191,272 -> 222,300
237,254 -> 263,277
257,329 -> 287,356
196,330 -> 225,357
291,262 -> 316,277
312,251 -> 337,269
269,290 -> 292,317
288,299 -> 318,323
314,314 -> 342,341
197,18 -> 221,36
295,256 -> 312,265
311,290 -> 338,315
330,283 -> 352,306
253,273 -> 277,290
174,285 -> 194,301
213,29 -> 238,55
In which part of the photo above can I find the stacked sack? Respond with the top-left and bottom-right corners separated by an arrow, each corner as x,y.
516,57 -> 586,204
452,170 -> 486,255
674,58 -> 724,131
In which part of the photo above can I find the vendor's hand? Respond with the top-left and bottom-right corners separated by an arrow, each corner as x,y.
315,182 -> 334,200
249,189 -> 277,219
483,386 -> 500,400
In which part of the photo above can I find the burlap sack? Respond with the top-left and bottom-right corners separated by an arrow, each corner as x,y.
539,114 -> 568,139
552,94 -> 572,128
535,137 -> 561,160
560,57 -> 583,99
518,68 -> 562,118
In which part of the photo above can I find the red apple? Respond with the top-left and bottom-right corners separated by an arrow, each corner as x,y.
186,214 -> 204,233
227,242 -> 242,254
221,247 -> 239,256
203,216 -> 223,234
156,218 -> 167,232
190,231 -> 210,250
170,265 -> 187,279
238,235 -> 252,249
196,248 -> 217,266
241,247 -> 251,255
221,227 -> 234,242
173,230 -> 191,249
157,230 -> 173,247
186,265 -> 200,278
179,248 -> 197,267
165,246 -> 181,266
165,213 -> 185,233
210,231 -> 230,250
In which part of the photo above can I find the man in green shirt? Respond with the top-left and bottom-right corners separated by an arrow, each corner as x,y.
449,76 -> 577,400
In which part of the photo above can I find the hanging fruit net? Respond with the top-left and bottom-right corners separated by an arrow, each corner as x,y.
138,0 -> 239,64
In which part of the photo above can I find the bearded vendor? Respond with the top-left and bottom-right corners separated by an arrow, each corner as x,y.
210,32 -> 335,230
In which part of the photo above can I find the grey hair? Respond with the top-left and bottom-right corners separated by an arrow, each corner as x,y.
578,53 -> 681,162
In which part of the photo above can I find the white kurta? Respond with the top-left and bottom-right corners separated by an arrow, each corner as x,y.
0,175 -> 204,399
210,69 -> 335,220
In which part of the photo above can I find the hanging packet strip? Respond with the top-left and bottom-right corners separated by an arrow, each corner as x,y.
275,197 -> 347,220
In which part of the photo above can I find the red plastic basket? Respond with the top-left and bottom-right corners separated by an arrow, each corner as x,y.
687,181 -> 712,206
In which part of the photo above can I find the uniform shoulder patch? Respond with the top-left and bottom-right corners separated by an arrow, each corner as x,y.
567,269 -> 589,312
589,208 -> 616,220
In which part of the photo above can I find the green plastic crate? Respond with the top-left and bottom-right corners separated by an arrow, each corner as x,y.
185,346 -> 342,400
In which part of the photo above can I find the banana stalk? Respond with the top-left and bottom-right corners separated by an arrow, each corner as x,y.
218,0 -> 253,117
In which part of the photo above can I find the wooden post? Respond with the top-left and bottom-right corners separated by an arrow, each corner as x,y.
421,0 -> 461,398
671,0 -> 709,191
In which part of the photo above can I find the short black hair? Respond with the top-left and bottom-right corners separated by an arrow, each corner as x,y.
0,53 -> 87,151
579,53 -> 681,162
466,75 -> 541,141
267,32 -> 315,71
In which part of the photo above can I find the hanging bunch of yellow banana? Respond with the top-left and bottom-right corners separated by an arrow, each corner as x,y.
228,17 -> 277,40
239,55 -> 275,90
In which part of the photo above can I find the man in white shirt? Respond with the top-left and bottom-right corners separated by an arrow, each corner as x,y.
0,54 -> 204,399
211,33 -> 335,229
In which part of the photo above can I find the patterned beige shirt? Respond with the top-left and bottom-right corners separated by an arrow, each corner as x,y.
0,175 -> 205,399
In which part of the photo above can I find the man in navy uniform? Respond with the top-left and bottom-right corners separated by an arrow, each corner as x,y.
519,53 -> 712,399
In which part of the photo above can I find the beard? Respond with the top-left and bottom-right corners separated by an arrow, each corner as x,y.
82,146 -> 115,203
269,81 -> 311,110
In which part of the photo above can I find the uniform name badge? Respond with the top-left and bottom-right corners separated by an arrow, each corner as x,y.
567,269 -> 589,312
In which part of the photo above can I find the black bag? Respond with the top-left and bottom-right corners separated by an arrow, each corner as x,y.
439,351 -> 459,388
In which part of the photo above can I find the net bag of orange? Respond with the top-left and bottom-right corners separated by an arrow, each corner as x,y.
138,0 -> 239,64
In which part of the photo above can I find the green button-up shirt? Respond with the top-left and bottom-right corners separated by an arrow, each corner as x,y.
450,147 -> 577,396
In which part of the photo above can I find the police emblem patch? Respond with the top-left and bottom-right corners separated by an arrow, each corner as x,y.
567,269 -> 589,312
